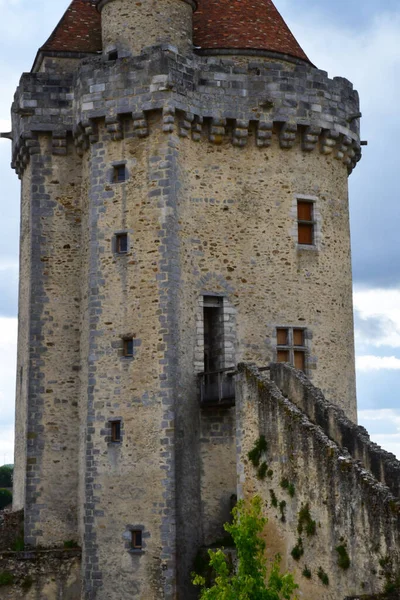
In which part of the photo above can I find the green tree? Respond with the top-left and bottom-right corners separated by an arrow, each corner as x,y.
193,496 -> 298,600
0,466 -> 13,488
0,489 -> 12,510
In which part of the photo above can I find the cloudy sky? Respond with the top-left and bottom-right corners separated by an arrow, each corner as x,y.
0,0 -> 400,464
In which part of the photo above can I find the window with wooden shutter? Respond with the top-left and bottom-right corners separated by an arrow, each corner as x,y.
297,200 -> 314,245
276,327 -> 307,373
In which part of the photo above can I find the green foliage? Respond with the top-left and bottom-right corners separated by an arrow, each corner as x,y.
267,469 -> 274,479
21,576 -> 34,591
192,496 -> 298,600
0,571 -> 14,586
297,504 -> 316,537
0,489 -> 12,510
63,540 -> 79,549
248,437 -> 268,468
290,538 -> 304,561
279,501 -> 286,523
302,567 -> 311,579
12,537 -> 24,552
335,545 -> 350,570
257,462 -> 269,481
269,490 -> 278,508
0,465 -> 13,488
280,479 -> 295,498
317,567 -> 329,586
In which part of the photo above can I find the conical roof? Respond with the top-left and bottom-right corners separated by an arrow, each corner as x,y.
40,0 -> 101,53
38,0 -> 310,65
193,0 -> 311,63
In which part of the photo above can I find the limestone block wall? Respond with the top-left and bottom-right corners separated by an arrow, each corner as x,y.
236,363 -> 400,600
200,408 -> 236,546
14,136 -> 82,548
77,119 -> 181,600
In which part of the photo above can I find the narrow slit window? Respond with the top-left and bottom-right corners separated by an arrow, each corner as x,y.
131,530 -> 142,550
276,327 -> 307,373
110,420 -> 121,443
123,338 -> 134,357
113,164 -> 127,183
115,233 -> 128,254
297,200 -> 314,245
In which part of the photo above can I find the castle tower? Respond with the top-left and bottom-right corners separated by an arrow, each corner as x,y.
8,0 -> 362,598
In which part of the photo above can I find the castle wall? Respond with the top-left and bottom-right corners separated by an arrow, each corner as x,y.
178,133 -> 356,418
13,165 -> 32,511
78,118 -> 180,600
0,549 -> 81,599
20,136 -> 82,547
236,364 -> 400,600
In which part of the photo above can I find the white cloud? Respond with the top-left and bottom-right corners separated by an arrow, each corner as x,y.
0,425 -> 14,466
358,409 -> 400,458
0,317 -> 17,429
354,288 -> 400,348
356,355 -> 400,371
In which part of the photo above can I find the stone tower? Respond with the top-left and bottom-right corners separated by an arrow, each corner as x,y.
8,0 -> 362,598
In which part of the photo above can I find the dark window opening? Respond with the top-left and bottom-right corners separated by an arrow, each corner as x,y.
203,296 -> 224,373
131,530 -> 142,550
297,200 -> 315,245
123,338 -> 134,357
108,50 -> 119,61
276,327 -> 307,373
110,420 -> 121,443
115,233 -> 128,254
113,164 -> 127,183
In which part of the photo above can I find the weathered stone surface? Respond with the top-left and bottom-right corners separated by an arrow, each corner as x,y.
236,363 -> 400,600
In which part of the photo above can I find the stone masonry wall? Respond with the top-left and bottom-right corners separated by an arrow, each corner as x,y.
271,363 -> 400,498
236,363 -> 400,600
99,0 -> 195,58
0,549 -> 80,599
16,136 -> 82,547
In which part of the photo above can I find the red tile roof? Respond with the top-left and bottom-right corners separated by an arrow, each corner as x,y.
193,0 -> 311,63
41,0 -> 101,53
40,0 -> 310,64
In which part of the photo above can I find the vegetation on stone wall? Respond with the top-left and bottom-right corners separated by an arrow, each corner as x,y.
193,496 -> 298,599
0,571 -> 14,586
336,544 -> 351,570
0,465 -> 13,488
317,567 -> 329,586
280,479 -> 295,498
297,504 -> 316,537
0,489 -> 12,510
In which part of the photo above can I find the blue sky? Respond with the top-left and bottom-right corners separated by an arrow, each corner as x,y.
1,0 -> 400,463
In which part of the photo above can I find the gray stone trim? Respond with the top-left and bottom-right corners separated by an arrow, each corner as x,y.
10,48 -> 362,177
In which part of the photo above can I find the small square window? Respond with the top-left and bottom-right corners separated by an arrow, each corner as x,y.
113,164 -> 127,183
108,50 -> 118,61
131,530 -> 142,550
123,338 -> 134,357
115,233 -> 128,254
276,327 -> 307,373
110,420 -> 121,443
297,200 -> 314,245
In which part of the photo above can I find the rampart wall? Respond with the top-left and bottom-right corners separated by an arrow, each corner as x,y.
236,363 -> 400,600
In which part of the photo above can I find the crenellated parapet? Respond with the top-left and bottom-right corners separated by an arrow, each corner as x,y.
10,47 -> 362,177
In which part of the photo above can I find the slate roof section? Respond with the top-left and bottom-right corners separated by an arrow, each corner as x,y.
40,0 -> 101,54
40,0 -> 310,64
193,0 -> 311,63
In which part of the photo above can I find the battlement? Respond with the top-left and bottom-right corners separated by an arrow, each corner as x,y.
11,48 -> 361,177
